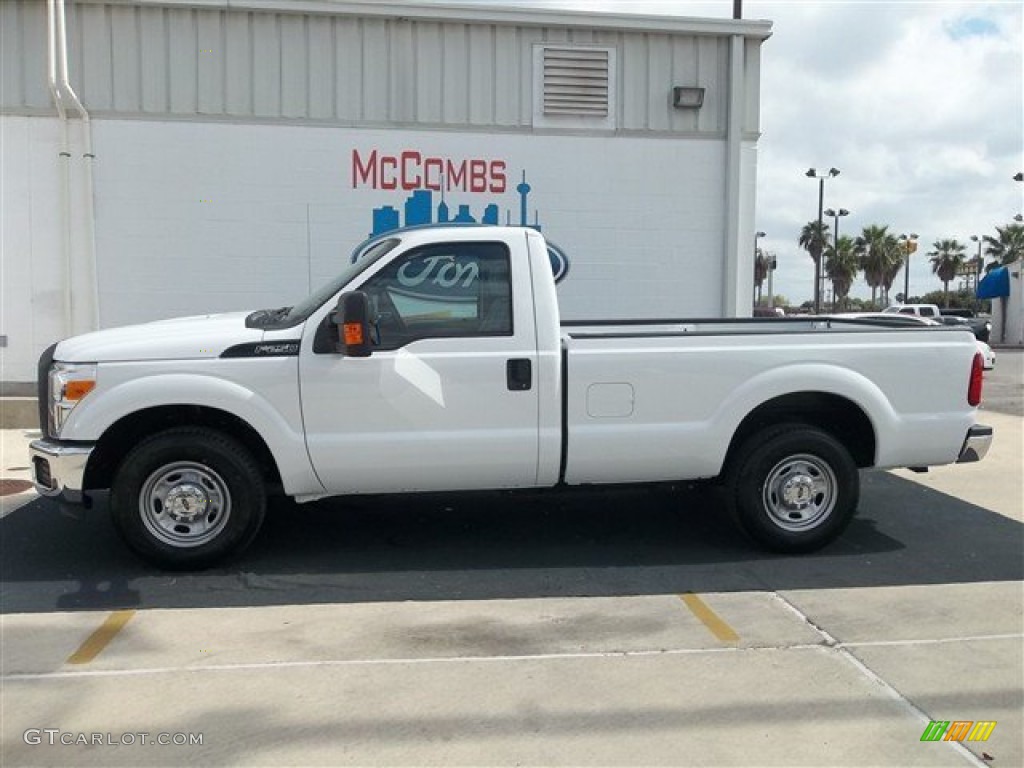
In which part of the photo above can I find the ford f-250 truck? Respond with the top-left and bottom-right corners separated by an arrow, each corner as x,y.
30,226 -> 992,568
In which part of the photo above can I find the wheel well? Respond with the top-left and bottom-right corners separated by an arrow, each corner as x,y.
83,405 -> 284,491
724,392 -> 876,471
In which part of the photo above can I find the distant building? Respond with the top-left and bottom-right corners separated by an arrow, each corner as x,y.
0,0 -> 771,384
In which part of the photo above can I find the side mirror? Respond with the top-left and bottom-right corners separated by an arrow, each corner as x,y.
331,291 -> 373,357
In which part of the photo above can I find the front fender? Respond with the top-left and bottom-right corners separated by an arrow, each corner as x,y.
61,365 -> 323,495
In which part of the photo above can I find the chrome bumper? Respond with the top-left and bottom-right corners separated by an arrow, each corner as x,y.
956,425 -> 993,464
29,438 -> 94,503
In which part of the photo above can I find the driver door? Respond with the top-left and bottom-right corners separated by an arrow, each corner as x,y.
298,239 -> 540,494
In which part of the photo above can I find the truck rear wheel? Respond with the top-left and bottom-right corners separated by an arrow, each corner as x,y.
726,424 -> 858,553
110,427 -> 266,569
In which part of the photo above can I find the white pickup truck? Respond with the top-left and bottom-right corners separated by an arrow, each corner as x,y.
31,226 -> 992,568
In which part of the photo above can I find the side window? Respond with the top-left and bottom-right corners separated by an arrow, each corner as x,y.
899,307 -> 915,315
921,307 -> 936,317
358,242 -> 512,350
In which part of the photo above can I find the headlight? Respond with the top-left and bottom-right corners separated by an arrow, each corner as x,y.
48,362 -> 97,437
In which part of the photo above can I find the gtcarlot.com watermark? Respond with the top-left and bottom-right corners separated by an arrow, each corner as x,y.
24,729 -> 203,747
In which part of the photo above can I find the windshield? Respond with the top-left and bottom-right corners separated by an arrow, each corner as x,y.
251,238 -> 400,329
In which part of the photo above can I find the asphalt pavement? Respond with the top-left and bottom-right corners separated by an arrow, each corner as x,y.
1,360 -> 1021,767
981,347 -> 1023,416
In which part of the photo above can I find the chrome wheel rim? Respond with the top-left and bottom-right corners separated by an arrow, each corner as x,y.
139,462 -> 231,548
762,453 -> 837,532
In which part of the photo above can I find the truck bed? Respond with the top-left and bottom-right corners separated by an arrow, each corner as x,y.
559,317 -> 977,486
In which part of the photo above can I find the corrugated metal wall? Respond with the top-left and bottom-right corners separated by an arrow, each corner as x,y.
1,0 -> 761,135
0,1 -> 50,110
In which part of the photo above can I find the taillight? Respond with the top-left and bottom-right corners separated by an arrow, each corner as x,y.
967,352 -> 984,406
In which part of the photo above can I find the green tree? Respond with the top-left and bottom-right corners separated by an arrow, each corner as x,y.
918,288 -> 989,313
982,222 -> 1024,270
824,235 -> 859,311
881,257 -> 904,306
856,225 -> 900,308
798,220 -> 830,303
928,238 -> 967,307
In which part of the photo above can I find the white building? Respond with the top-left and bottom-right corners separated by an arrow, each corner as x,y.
988,267 -> 1024,346
1,0 -> 771,385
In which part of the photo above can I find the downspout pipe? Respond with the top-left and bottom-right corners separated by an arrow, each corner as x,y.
46,0 -> 73,336
721,34 -> 746,317
45,1 -> 65,122
56,0 -> 99,334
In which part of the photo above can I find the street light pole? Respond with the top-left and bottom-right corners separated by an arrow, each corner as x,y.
815,178 -> 824,313
1017,173 -> 1024,223
1015,174 -> 1023,344
823,207 -> 849,311
806,167 -> 839,314
969,235 -> 984,294
899,233 -> 919,303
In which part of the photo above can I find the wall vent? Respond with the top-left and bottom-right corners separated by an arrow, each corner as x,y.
533,45 -> 616,130
542,47 -> 610,116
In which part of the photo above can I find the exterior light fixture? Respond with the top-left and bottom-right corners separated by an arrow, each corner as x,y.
806,168 -> 840,179
672,87 -> 705,109
823,207 -> 850,239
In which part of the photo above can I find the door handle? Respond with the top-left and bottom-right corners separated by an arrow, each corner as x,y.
506,358 -> 532,391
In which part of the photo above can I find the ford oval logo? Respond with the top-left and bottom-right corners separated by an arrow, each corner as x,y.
350,226 -> 571,285
546,241 -> 570,284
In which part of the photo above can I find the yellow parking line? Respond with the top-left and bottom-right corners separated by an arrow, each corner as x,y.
66,610 -> 135,665
680,593 -> 739,644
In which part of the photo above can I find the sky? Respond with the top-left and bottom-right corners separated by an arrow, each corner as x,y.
417,0 -> 1023,304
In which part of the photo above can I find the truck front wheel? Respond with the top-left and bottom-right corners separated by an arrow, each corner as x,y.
726,424 -> 859,553
110,427 -> 266,569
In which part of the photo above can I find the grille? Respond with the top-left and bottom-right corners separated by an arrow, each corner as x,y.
37,342 -> 57,437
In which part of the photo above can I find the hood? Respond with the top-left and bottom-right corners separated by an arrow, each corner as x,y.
55,311 -> 264,362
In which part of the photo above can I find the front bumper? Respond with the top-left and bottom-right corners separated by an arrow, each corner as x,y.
29,438 -> 94,503
956,424 -> 993,464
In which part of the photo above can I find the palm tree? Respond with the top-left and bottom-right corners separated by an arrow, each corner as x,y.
753,248 -> 769,304
982,223 -> 1024,269
881,250 -> 904,306
798,220 -> 830,303
928,238 -> 967,307
824,235 -> 859,311
856,225 -> 900,308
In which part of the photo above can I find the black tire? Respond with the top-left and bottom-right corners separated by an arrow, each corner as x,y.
110,427 -> 266,569
725,423 -> 859,553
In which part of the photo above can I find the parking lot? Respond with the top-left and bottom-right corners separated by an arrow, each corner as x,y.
2,351 -> 1022,767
